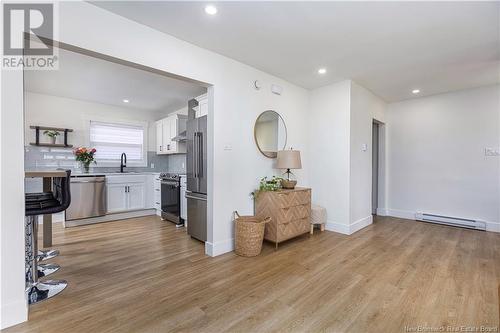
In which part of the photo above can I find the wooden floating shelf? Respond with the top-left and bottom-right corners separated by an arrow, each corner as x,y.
30,125 -> 73,148
29,126 -> 73,132
29,143 -> 73,148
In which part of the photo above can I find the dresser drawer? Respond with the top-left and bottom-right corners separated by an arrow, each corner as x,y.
278,218 -> 310,242
278,204 -> 310,224
276,190 -> 310,208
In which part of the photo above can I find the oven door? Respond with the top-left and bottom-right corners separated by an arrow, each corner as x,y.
160,180 -> 182,224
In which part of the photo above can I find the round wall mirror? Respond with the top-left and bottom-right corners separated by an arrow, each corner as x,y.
254,110 -> 287,158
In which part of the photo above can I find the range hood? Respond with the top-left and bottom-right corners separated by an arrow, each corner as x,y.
172,130 -> 187,142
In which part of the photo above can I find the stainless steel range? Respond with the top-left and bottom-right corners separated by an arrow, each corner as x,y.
160,173 -> 184,226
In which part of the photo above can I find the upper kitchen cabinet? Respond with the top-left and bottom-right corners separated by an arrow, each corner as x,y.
193,94 -> 208,118
156,113 -> 187,155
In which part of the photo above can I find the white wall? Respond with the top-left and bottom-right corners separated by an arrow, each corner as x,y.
386,85 -> 500,231
349,82 -> 387,232
309,81 -> 387,234
2,3 -> 311,327
1,4 -> 311,326
1,68 -> 28,328
308,81 -> 351,232
24,92 -> 160,152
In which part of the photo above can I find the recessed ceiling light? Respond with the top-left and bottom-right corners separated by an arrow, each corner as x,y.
412,89 -> 420,94
205,5 -> 217,15
318,68 -> 327,75
123,99 -> 129,103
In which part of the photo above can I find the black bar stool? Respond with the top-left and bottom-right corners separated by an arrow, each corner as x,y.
25,170 -> 71,304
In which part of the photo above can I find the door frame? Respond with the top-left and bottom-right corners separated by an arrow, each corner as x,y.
372,119 -> 387,216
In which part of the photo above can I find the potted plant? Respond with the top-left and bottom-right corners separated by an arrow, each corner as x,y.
251,176 -> 283,199
43,130 -> 60,144
73,147 -> 97,173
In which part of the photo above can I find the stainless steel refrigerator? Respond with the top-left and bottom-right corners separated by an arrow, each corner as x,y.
186,110 -> 207,242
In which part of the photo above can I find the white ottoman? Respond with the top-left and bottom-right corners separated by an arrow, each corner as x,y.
310,204 -> 327,234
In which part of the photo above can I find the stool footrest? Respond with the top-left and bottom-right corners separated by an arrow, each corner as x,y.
27,280 -> 67,304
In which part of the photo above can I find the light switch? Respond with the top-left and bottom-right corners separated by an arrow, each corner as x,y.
224,145 -> 233,151
485,148 -> 500,156
361,144 -> 368,152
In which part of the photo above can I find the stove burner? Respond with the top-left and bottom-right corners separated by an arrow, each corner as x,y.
159,173 -> 179,181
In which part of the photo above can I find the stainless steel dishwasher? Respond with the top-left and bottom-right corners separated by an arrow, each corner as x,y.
66,175 -> 106,220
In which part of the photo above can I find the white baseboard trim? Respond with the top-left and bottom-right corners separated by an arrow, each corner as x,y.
325,215 -> 373,235
0,299 -> 28,329
385,209 -> 500,233
386,209 -> 415,220
36,211 -> 65,224
350,215 -> 373,234
63,209 -> 156,227
376,208 -> 388,216
205,238 -> 234,257
325,220 -> 350,235
486,221 -> 500,232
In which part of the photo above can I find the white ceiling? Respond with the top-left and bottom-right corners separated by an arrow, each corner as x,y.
93,1 -> 500,102
25,47 -> 206,112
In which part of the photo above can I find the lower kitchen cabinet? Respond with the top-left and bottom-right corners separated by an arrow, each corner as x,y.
106,183 -> 128,213
127,183 -> 146,211
106,175 -> 147,213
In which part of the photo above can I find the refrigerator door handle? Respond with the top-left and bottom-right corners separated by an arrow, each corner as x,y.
198,132 -> 203,178
185,194 -> 207,201
193,132 -> 198,178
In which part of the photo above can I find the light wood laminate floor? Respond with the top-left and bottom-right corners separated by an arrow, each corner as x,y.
5,215 -> 500,332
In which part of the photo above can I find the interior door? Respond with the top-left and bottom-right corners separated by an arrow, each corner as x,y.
107,183 -> 127,213
127,183 -> 146,211
372,122 -> 379,215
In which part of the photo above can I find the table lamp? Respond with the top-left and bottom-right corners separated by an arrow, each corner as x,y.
276,149 -> 302,189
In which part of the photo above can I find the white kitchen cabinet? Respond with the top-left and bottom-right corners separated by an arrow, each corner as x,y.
153,175 -> 161,215
193,94 -> 208,118
180,176 -> 187,223
156,120 -> 163,154
106,175 -> 148,213
106,183 -> 128,213
127,183 -> 146,210
156,114 -> 187,155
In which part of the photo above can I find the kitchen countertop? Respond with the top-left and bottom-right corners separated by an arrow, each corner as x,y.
71,171 -> 162,176
25,170 -> 68,178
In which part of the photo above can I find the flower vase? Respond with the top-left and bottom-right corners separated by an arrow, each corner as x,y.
50,137 -> 56,144
82,163 -> 90,173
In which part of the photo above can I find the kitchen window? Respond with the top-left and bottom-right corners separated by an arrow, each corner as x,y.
89,121 -> 147,167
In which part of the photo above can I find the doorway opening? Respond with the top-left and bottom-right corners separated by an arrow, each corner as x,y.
372,120 -> 385,216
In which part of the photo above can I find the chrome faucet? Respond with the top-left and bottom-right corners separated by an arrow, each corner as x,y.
120,153 -> 127,173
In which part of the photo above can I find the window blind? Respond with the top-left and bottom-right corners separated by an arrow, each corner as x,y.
89,121 -> 144,162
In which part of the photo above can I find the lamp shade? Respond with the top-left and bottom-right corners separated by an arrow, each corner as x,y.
276,149 -> 302,169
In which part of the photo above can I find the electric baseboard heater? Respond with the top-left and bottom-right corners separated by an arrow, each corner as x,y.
415,213 -> 486,231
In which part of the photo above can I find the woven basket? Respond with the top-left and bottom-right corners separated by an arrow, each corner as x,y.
234,211 -> 271,257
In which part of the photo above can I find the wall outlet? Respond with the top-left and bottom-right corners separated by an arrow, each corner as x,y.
182,162 -> 185,169
150,163 -> 155,168
485,148 -> 500,156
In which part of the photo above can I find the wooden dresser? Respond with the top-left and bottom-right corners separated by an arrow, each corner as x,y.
255,187 -> 311,248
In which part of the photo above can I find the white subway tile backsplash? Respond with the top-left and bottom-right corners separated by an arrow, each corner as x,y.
25,146 -> 185,173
